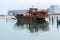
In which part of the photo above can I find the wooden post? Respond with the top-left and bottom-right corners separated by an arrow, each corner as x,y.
57,16 -> 58,30
49,17 -> 50,22
52,16 -> 53,25
6,16 -> 7,23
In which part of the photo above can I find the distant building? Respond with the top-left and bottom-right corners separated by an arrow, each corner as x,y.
48,5 -> 60,14
8,10 -> 28,16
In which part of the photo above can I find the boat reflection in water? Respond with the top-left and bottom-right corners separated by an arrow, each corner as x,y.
14,20 -> 49,33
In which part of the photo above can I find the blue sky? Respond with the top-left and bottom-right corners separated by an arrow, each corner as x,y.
0,0 -> 60,10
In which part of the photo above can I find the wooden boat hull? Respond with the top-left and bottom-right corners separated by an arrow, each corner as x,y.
15,16 -> 46,21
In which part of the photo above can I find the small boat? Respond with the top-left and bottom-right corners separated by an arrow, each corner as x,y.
15,8 -> 49,21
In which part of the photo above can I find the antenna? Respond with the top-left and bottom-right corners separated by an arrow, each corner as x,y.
32,5 -> 34,8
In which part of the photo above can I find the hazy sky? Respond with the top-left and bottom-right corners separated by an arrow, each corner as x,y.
0,0 -> 60,10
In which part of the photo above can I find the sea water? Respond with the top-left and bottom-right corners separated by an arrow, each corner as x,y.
0,16 -> 60,40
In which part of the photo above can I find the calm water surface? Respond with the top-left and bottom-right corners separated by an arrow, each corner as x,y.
0,17 -> 60,40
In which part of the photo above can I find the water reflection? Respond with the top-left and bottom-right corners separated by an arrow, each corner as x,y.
14,20 -> 49,32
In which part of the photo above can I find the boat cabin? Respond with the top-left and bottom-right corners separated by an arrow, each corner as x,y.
28,8 -> 49,18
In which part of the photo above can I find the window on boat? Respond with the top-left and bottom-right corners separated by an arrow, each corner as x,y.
33,14 -> 37,16
19,14 -> 23,16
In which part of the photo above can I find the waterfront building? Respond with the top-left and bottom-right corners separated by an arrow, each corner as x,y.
48,5 -> 60,14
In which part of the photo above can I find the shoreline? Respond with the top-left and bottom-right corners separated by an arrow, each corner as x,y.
0,15 -> 15,19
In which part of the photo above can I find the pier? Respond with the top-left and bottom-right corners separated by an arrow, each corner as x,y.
49,14 -> 60,17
